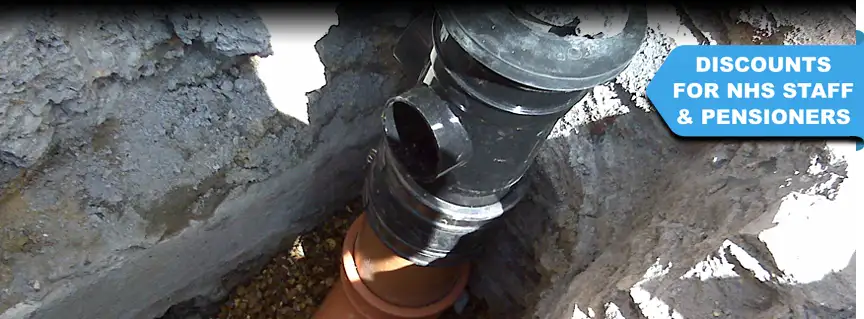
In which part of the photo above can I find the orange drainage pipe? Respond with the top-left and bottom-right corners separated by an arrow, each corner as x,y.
313,213 -> 470,319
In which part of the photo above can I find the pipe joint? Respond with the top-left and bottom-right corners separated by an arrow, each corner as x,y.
382,86 -> 472,184
366,6 -> 647,266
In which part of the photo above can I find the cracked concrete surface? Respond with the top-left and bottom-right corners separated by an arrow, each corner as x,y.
0,4 -> 857,319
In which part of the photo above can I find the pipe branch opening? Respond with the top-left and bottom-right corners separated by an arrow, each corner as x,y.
387,102 -> 441,183
382,87 -> 472,184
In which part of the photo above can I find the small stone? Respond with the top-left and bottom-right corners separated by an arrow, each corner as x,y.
324,238 -> 337,250
220,79 -> 234,92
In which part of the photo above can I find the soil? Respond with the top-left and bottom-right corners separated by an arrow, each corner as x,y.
215,198 -> 490,319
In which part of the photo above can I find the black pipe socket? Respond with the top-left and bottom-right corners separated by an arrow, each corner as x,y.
364,6 -> 648,266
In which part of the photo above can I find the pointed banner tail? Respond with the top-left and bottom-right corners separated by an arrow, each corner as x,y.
646,30 -> 864,151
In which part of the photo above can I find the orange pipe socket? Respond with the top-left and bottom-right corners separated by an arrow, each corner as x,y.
313,213 -> 470,319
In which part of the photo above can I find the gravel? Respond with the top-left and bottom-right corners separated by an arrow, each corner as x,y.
214,198 -> 490,319
217,201 -> 357,319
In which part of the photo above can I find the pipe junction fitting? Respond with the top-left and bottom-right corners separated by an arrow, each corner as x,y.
315,6 -> 646,318
367,5 -> 647,267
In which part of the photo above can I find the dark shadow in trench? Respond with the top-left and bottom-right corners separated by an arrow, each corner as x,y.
467,162 -> 565,317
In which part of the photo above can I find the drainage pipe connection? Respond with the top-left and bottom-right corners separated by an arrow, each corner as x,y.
315,6 -> 647,318
368,5 -> 647,267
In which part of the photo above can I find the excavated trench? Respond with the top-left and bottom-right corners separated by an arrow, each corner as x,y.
0,4 -> 857,319
160,6 -> 856,319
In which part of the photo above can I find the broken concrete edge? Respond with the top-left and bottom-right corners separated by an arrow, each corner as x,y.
0,6 -> 272,170
518,5 -> 857,319
0,5 -> 341,318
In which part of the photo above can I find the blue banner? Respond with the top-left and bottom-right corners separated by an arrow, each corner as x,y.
646,30 -> 864,150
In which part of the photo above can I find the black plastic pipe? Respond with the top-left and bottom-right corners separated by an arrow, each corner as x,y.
364,5 -> 648,266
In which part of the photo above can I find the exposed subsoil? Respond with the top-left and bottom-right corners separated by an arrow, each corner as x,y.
172,198 -> 489,319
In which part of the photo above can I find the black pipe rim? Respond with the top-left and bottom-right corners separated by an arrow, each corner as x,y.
362,140 -> 530,266
431,16 -> 588,117
436,5 -> 648,91
385,142 -> 527,217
